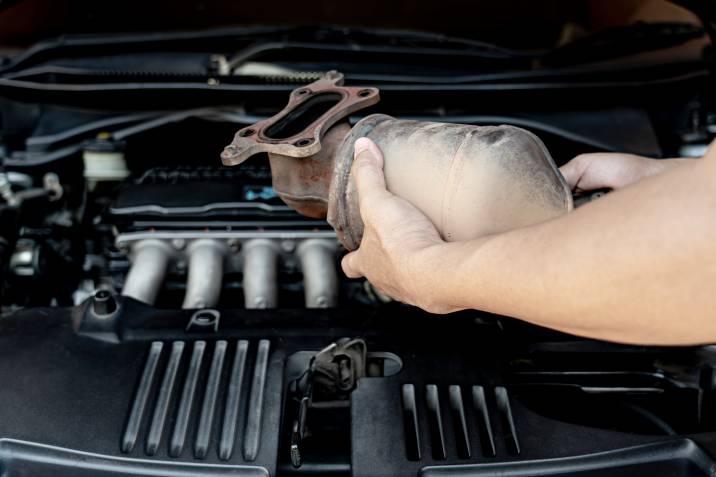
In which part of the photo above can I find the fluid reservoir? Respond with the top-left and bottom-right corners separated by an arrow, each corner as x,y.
83,133 -> 129,190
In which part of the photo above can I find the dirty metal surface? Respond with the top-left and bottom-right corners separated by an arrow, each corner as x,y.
220,71 -> 379,166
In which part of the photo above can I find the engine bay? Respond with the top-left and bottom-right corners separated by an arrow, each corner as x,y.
2,4 -> 716,476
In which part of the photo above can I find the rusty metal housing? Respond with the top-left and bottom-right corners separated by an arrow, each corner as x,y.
222,73 -> 572,250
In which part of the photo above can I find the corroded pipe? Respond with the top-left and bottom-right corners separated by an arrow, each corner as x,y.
221,73 -> 572,250
327,115 -> 572,250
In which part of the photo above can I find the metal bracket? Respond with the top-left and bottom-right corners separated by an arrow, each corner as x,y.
221,71 -> 379,166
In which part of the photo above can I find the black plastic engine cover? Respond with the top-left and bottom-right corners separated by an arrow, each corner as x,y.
107,166 -> 303,227
0,299 -> 715,477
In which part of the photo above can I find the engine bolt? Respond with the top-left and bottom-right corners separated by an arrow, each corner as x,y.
281,240 -> 295,253
227,239 -> 241,253
172,238 -> 186,250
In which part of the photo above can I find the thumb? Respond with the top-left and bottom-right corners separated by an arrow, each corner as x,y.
341,250 -> 363,278
352,137 -> 388,202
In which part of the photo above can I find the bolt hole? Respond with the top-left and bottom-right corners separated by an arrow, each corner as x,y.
297,89 -> 310,95
295,138 -> 314,147
239,128 -> 255,137
358,89 -> 372,97
95,290 -> 111,300
193,311 -> 217,323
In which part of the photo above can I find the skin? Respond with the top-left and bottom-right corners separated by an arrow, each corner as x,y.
342,137 -> 715,345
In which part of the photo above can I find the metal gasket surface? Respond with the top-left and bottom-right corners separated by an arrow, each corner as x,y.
221,71 -> 379,166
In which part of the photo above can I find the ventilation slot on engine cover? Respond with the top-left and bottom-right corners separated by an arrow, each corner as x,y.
401,384 -> 518,462
448,385 -> 471,459
401,384 -> 422,461
121,339 -> 271,461
495,385 -> 520,456
426,384 -> 447,460
472,385 -> 496,457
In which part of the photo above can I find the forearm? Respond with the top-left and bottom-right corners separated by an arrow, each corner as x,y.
421,155 -> 716,345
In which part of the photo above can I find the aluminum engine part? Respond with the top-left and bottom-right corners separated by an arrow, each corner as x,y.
116,231 -> 339,308
182,239 -> 228,309
297,239 -> 339,308
242,238 -> 280,309
221,73 -> 573,251
122,239 -> 174,305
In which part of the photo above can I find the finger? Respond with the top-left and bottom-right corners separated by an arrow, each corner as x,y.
559,155 -> 587,190
558,161 -> 578,190
341,251 -> 364,279
352,138 -> 388,204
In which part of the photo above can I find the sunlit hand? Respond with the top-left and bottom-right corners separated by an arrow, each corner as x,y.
559,152 -> 684,192
340,138 -> 460,313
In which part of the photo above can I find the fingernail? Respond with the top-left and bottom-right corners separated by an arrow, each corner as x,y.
354,137 -> 372,158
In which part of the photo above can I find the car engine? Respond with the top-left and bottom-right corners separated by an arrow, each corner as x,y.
1,3 -> 716,476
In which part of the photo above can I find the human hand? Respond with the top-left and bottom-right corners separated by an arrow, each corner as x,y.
340,138 -> 460,313
559,153 -> 680,192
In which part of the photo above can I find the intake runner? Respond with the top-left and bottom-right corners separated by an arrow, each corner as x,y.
221,72 -> 573,250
